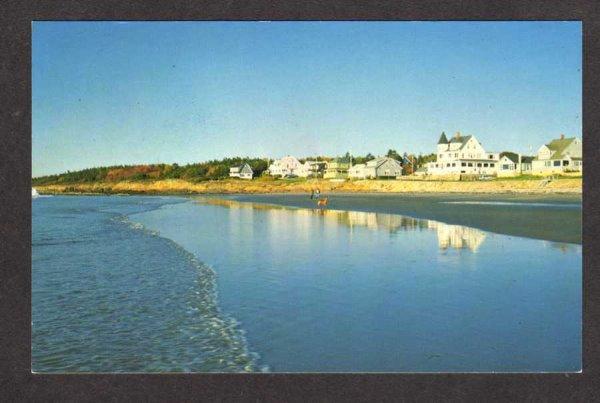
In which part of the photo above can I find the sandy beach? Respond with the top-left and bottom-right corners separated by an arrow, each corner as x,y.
34,176 -> 582,196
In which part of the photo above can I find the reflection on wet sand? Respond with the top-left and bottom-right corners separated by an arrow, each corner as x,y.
544,241 -> 578,254
197,197 -> 487,252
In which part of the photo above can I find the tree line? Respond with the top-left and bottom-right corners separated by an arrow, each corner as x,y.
32,153 -> 437,185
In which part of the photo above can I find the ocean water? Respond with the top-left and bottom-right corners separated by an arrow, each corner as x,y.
32,196 -> 261,373
32,195 -> 581,372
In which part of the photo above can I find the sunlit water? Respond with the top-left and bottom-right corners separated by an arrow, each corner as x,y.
32,195 -> 581,372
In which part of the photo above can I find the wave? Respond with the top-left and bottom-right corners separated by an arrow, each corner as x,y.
111,213 -> 267,373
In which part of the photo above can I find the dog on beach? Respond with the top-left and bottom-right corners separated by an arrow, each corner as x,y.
317,197 -> 328,208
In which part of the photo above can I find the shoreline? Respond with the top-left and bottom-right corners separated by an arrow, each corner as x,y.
33,177 -> 582,196
224,193 -> 582,244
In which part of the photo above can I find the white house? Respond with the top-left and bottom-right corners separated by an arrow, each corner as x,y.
229,163 -> 253,180
348,163 -> 368,179
531,135 -> 582,175
426,132 -> 499,175
268,156 -> 303,177
295,161 -> 327,178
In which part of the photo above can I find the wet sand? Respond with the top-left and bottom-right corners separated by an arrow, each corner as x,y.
228,193 -> 582,244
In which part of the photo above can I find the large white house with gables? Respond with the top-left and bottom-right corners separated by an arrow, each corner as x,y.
268,156 -> 326,177
267,156 -> 303,177
426,132 -> 499,175
531,135 -> 582,175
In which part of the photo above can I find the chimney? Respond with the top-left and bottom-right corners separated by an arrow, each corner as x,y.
455,131 -> 461,139
560,134 -> 565,140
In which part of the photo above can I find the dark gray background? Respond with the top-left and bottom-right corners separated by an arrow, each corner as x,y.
1,1 -> 599,400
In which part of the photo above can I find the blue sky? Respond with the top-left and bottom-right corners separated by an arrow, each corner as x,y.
32,21 -> 581,176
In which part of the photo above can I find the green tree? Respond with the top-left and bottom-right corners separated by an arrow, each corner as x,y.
386,149 -> 402,161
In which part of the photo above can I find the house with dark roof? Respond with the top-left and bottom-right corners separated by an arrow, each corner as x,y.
229,163 -> 254,180
425,131 -> 500,175
497,152 -> 534,177
532,135 -> 582,174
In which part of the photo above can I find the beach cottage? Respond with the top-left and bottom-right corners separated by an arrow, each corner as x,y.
296,160 -> 327,178
365,157 -> 403,179
348,163 -> 368,179
496,152 -> 535,177
531,135 -> 582,175
426,132 -> 499,176
348,157 -> 403,179
268,156 -> 303,177
229,163 -> 253,180
324,158 -> 351,179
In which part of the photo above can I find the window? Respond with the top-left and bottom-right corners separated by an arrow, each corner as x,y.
502,164 -> 510,170
468,163 -> 473,167
484,163 -> 489,167
439,154 -> 442,159
452,163 -> 456,167
461,171 -> 466,173
489,154 -> 493,159
446,163 -> 450,167
563,160 -> 569,166
490,163 -> 495,167
477,163 -> 482,167
461,162 -> 466,167
454,153 -> 458,157
461,154 -> 464,158
553,160 -> 561,167
545,161 -> 551,167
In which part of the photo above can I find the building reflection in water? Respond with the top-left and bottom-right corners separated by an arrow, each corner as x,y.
197,197 -> 487,252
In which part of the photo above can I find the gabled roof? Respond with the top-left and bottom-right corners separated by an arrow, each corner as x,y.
449,135 -> 472,148
438,132 -> 449,144
239,163 -> 253,172
500,151 -> 519,164
520,156 -> 534,163
366,156 -> 402,169
546,137 -> 577,159
230,163 -> 252,173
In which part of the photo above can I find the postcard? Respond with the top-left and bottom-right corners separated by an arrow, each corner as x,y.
32,21 -> 581,373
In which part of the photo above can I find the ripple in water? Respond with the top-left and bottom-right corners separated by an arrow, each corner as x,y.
32,196 -> 263,373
